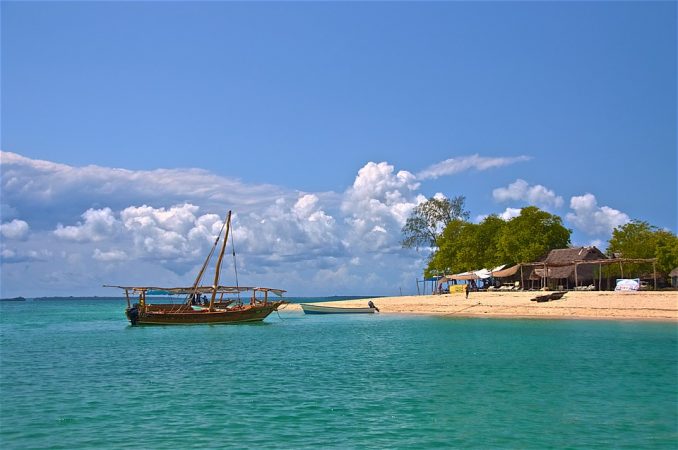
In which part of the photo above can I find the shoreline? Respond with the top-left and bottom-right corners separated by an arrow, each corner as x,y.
282,291 -> 678,322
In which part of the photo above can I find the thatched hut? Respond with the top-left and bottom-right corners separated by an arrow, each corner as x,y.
496,246 -> 609,290
534,246 -> 608,290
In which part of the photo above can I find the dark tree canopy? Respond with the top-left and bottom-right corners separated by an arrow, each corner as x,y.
401,196 -> 469,250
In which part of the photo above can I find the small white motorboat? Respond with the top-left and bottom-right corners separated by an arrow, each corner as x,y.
300,303 -> 378,314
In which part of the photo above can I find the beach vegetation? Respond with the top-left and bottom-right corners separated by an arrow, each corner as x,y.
607,221 -> 678,278
495,207 -> 571,265
401,196 -> 470,250
425,206 -> 571,276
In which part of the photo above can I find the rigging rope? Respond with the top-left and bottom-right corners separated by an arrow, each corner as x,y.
188,215 -> 228,305
231,226 -> 242,305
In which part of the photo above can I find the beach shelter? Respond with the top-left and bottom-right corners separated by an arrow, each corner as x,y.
491,264 -> 521,278
670,267 -> 678,288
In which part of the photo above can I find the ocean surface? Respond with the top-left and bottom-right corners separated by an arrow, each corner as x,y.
1,298 -> 676,449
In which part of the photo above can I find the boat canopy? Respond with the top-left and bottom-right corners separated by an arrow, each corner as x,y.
104,285 -> 286,296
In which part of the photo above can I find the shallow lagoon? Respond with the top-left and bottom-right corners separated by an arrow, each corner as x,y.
1,299 -> 676,448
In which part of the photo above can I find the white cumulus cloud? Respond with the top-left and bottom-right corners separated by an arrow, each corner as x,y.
342,162 -> 423,251
566,193 -> 630,235
498,208 -> 523,220
120,204 -> 220,261
1,219 -> 30,240
492,179 -> 564,209
54,207 -> 119,242
232,194 -> 341,262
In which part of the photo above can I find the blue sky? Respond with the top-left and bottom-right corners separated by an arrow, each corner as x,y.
1,1 -> 676,298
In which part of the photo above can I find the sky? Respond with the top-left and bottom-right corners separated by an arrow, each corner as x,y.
1,1 -> 676,298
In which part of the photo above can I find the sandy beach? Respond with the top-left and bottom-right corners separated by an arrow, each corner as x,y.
283,290 -> 678,321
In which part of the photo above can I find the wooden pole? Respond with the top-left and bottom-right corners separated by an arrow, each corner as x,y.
619,261 -> 624,279
125,289 -> 131,308
210,211 -> 232,311
190,213 -> 229,303
599,263 -> 602,291
520,265 -> 524,291
574,262 -> 578,289
653,261 -> 657,290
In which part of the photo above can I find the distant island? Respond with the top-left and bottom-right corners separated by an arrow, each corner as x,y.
0,296 -> 126,301
32,296 -> 124,301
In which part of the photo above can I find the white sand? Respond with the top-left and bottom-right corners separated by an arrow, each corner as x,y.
281,290 -> 678,321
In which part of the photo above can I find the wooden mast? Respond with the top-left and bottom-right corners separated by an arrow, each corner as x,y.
189,214 -> 229,304
209,211 -> 232,311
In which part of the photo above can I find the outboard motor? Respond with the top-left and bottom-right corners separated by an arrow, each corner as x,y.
368,300 -> 380,312
126,303 -> 139,326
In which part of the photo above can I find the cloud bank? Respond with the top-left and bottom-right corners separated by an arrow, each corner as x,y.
1,151 -> 632,297
0,152 -> 428,296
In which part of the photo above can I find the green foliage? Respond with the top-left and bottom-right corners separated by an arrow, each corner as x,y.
607,221 -> 678,276
420,201 -> 677,283
426,219 -> 473,276
425,206 -> 571,277
495,207 -> 571,264
401,196 -> 469,249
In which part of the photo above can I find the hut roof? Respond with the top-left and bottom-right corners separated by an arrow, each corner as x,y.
670,267 -> 678,277
541,246 -> 607,266
492,264 -> 521,278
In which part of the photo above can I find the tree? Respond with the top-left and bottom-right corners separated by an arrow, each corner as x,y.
426,219 -> 471,276
401,196 -> 470,250
495,207 -> 571,264
607,221 -> 678,277
425,215 -> 507,277
426,207 -> 571,277
473,215 -> 507,268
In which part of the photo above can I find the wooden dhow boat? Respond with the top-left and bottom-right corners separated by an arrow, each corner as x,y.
105,211 -> 286,325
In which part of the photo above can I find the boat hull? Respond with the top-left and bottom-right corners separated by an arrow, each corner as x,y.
300,304 -> 376,314
126,302 -> 284,325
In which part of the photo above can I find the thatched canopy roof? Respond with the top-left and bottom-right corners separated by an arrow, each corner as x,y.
491,264 -> 521,278
541,246 -> 607,266
670,267 -> 678,277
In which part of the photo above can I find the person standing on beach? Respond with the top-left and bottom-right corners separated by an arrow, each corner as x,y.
465,283 -> 470,299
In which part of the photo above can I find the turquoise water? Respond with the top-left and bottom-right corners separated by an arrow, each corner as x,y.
1,299 -> 676,449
